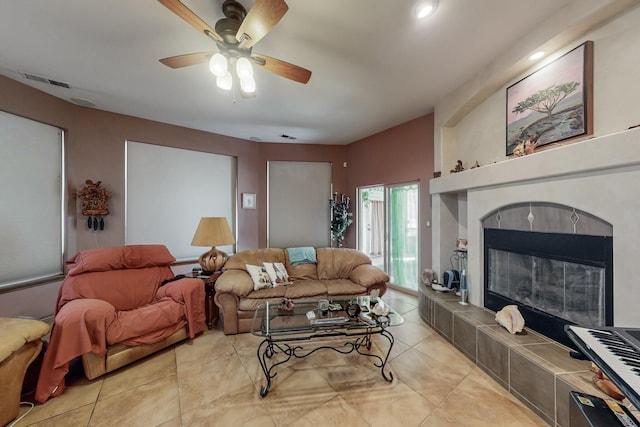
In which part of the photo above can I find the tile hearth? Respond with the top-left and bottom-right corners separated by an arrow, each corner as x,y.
418,284 -> 639,426
14,290 -> 548,427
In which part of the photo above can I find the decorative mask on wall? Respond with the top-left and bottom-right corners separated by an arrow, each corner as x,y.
77,179 -> 111,230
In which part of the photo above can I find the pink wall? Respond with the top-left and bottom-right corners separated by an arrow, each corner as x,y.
346,115 -> 435,272
0,75 -> 433,317
0,75 -> 262,256
0,76 -> 353,317
70,107 -> 264,253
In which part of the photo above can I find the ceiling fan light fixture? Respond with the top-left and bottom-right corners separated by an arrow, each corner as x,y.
209,53 -> 228,77
216,71 -> 233,90
236,57 -> 254,79
240,76 -> 256,93
159,0 -> 313,99
415,0 -> 439,19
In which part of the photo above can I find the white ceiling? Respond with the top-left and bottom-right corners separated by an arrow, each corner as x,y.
0,0 -> 573,145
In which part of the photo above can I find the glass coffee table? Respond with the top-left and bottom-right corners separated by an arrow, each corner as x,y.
250,298 -> 403,397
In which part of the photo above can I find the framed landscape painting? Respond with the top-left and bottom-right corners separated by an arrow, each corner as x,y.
506,41 -> 593,156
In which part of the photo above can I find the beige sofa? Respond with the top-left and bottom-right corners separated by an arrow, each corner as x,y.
214,247 -> 388,335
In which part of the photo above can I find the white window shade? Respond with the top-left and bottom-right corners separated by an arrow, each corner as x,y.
268,161 -> 331,248
0,111 -> 63,289
125,141 -> 236,260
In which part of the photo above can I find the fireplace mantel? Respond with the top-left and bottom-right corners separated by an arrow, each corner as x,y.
431,127 -> 640,195
430,127 -> 640,327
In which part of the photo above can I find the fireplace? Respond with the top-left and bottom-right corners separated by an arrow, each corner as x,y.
430,128 -> 640,338
484,228 -> 613,348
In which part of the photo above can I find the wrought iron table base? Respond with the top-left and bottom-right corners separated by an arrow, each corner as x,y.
256,329 -> 395,397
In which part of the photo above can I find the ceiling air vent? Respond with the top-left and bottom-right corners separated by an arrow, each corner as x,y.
280,134 -> 296,140
23,72 -> 71,89
23,73 -> 48,84
48,79 -> 70,88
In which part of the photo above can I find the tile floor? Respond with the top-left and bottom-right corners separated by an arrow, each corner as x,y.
14,290 -> 548,427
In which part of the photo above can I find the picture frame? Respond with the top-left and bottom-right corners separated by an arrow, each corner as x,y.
242,193 -> 256,209
506,40 -> 593,156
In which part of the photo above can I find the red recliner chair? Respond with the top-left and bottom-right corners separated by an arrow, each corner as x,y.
35,244 -> 205,403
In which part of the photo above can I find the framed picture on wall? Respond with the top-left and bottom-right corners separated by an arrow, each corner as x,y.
506,40 -> 593,156
242,193 -> 256,209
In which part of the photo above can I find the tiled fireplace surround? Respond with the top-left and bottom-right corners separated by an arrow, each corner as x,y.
419,285 -> 603,426
427,128 -> 640,426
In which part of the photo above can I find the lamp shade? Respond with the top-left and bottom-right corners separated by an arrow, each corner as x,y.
216,71 -> 233,91
236,57 -> 253,79
191,217 -> 235,272
240,76 -> 256,93
191,217 -> 235,247
209,53 -> 228,77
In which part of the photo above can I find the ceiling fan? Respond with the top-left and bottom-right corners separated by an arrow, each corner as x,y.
158,0 -> 312,96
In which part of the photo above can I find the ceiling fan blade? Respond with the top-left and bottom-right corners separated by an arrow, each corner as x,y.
236,0 -> 288,49
158,0 -> 223,43
251,53 -> 311,84
159,52 -> 214,69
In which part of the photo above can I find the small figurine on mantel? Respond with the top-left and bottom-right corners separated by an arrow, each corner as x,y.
450,160 -> 464,174
512,139 -> 538,157
524,140 -> 538,155
471,160 -> 480,169
512,141 -> 525,157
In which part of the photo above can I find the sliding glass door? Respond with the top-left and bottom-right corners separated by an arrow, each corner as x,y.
357,186 -> 384,270
357,183 -> 419,291
387,183 -> 419,291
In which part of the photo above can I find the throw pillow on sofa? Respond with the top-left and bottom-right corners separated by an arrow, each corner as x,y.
263,262 -> 290,286
286,247 -> 316,266
246,264 -> 272,290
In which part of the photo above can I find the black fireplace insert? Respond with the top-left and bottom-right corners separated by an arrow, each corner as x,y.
484,228 -> 613,348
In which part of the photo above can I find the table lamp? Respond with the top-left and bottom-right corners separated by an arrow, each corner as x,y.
191,217 -> 235,273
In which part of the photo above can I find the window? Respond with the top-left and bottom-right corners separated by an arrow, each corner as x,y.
125,141 -> 236,260
0,111 -> 64,289
267,161 -> 331,248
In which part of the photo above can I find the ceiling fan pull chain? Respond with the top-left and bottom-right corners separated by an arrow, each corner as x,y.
232,77 -> 238,104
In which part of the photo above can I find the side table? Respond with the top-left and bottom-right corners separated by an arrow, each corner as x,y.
198,272 -> 222,330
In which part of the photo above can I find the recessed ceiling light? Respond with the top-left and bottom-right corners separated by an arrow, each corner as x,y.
529,51 -> 545,61
415,0 -> 439,19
